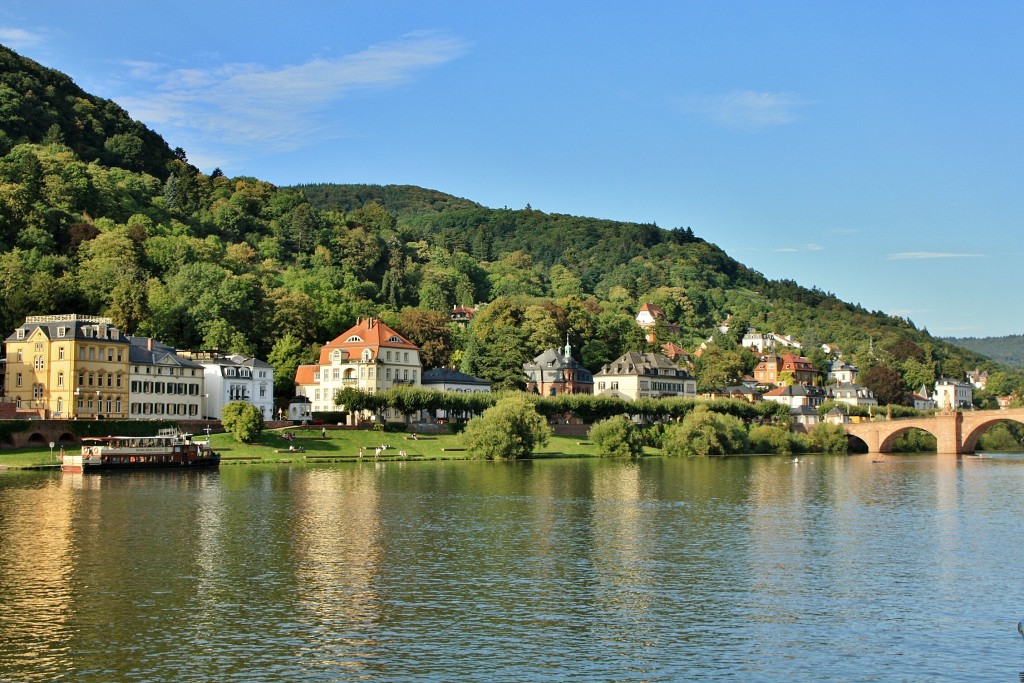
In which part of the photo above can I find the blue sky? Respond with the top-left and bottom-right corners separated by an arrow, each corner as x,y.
2,2 -> 1022,337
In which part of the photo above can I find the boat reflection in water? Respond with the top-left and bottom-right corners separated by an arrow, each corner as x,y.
61,428 -> 219,473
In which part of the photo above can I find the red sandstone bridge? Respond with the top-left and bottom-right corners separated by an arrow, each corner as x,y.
844,408 -> 1024,456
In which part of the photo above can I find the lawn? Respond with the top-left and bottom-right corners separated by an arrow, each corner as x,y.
0,425 -> 610,469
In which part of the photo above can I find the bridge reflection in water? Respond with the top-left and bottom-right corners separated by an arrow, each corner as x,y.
844,408 -> 1024,455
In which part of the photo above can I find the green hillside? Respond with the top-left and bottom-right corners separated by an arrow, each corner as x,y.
0,43 -> 1015,405
944,336 -> 1024,368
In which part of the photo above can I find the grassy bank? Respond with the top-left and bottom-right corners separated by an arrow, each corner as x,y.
0,425 -> 614,469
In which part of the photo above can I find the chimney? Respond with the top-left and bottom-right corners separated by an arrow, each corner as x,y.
147,337 -> 153,351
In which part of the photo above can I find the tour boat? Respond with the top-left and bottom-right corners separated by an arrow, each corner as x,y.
61,428 -> 219,472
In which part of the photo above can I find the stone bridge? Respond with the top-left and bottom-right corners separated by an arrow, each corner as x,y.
844,408 -> 1024,455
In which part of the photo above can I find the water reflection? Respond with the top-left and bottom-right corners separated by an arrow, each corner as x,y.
0,475 -> 77,681
2,455 -> 1024,681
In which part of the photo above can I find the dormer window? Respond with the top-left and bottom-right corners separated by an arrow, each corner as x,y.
362,349 -> 372,361
345,335 -> 364,343
387,335 -> 403,343
16,329 -> 24,339
57,326 -> 67,337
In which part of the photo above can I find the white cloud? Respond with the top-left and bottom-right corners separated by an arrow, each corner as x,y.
772,243 -> 823,253
117,31 -> 468,154
887,252 -> 985,260
679,90 -> 810,130
0,27 -> 45,50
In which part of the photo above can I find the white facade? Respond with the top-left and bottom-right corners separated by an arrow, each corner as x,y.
295,318 -> 422,421
933,378 -> 973,410
594,352 -> 696,401
181,352 -> 275,420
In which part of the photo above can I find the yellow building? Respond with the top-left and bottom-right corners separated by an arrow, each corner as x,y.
4,314 -> 130,419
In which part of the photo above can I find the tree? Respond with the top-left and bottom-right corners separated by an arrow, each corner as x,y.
267,333 -> 311,398
588,414 -> 645,457
221,401 -> 264,443
463,394 -> 551,460
662,406 -> 749,456
396,308 -> 454,369
695,345 -> 747,390
861,364 -> 906,406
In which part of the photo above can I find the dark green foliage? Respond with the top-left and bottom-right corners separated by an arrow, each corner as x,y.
0,45 -> 175,178
588,415 -> 645,457
221,402 -> 264,443
662,406 -> 749,456
463,394 -> 551,460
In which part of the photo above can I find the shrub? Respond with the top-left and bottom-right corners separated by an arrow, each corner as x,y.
807,422 -> 849,454
662,406 -> 749,457
588,415 -> 645,457
748,424 -> 793,455
221,401 -> 264,443
463,395 -> 551,460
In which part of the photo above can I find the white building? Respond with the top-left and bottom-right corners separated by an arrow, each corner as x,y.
826,382 -> 877,408
180,351 -> 275,420
933,378 -> 973,410
594,352 -> 696,401
127,337 -> 205,419
827,361 -> 858,384
294,318 -> 422,422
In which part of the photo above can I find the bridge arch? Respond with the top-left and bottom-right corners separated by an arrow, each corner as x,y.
26,432 -> 49,446
878,425 -> 939,454
961,416 -> 1024,453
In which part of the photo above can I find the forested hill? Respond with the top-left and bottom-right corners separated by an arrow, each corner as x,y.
944,336 -> 1024,368
0,45 -> 176,179
0,42 -> 1012,402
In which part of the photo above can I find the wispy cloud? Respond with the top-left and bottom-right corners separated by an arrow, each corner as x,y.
887,252 -> 985,260
0,27 -> 45,50
116,31 -> 467,157
678,90 -> 810,130
773,243 -> 823,253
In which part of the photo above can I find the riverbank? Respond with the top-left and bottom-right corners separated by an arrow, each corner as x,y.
0,426 -> 619,469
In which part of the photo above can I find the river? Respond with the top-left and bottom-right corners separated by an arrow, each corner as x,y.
1,454 -> 1023,682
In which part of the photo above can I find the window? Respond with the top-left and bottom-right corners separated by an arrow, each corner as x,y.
58,347 -> 65,360
404,352 -> 409,363
107,348 -> 113,361
16,350 -> 22,362
58,372 -> 64,387
15,373 -> 21,387
89,347 -> 95,361
58,326 -> 67,338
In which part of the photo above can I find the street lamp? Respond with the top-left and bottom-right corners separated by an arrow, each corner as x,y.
95,390 -> 101,420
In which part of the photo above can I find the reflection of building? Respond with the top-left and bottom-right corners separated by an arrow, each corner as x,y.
594,352 -> 696,400
127,336 -> 205,419
179,351 -> 274,420
523,340 -> 594,396
4,314 -> 129,419
295,318 -> 422,420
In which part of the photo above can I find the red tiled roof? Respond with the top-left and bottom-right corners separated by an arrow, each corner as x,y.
317,318 -> 418,364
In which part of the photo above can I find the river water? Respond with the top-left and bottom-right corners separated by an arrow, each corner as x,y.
1,455 -> 1023,682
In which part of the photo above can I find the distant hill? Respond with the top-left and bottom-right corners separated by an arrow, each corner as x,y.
943,336 -> 1024,368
